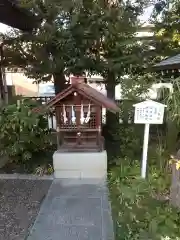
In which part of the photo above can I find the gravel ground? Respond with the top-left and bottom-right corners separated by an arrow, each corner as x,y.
0,179 -> 52,240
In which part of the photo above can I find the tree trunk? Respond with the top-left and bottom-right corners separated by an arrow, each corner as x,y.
0,66 -> 4,105
104,72 -> 120,160
53,72 -> 66,95
106,71 -> 116,124
2,67 -> 8,104
0,43 -> 8,104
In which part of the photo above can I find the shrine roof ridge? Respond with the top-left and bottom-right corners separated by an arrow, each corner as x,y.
46,81 -> 119,113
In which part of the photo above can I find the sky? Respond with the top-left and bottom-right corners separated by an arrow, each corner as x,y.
0,5 -> 154,34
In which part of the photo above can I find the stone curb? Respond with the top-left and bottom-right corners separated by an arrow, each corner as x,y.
0,173 -> 54,180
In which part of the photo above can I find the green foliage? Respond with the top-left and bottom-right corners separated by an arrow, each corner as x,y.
34,164 -> 54,176
4,0 -> 155,155
4,0 -> 152,87
105,122 -> 143,164
152,1 -> 180,156
118,124 -> 143,159
104,100 -> 143,163
148,129 -> 170,173
156,80 -> 180,154
164,79 -> 180,125
109,161 -> 180,240
152,0 -> 180,60
0,98 -> 52,164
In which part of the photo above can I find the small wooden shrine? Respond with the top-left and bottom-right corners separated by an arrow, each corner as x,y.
46,77 -> 119,152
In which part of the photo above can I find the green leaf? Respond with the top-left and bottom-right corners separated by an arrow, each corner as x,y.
149,219 -> 158,234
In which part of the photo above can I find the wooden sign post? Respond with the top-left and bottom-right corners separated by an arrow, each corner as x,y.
133,100 -> 166,179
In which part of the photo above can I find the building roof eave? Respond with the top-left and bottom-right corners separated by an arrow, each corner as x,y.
0,0 -> 40,31
153,54 -> 180,71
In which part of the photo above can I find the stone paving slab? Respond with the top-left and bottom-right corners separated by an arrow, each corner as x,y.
29,225 -> 102,240
27,179 -> 114,240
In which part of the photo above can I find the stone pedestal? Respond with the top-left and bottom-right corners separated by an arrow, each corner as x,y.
53,150 -> 107,179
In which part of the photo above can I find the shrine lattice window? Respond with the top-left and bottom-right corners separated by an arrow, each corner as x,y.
56,104 -> 97,129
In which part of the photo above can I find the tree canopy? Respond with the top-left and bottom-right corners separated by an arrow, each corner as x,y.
3,0 -> 152,95
152,0 -> 180,59
2,0 -> 157,154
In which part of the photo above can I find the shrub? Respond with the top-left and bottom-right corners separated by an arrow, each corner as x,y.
0,98 -> 53,165
103,123 -> 143,165
103,100 -> 143,163
109,162 -> 180,240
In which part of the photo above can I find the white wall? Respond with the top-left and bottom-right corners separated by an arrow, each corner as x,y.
87,81 -> 173,100
38,78 -> 173,101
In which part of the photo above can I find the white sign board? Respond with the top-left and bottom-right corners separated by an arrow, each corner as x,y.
133,100 -> 166,178
133,100 -> 166,124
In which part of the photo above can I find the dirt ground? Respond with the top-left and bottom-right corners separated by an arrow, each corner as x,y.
0,179 -> 52,240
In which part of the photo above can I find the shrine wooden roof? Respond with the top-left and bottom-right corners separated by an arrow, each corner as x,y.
0,0 -> 39,31
154,54 -> 180,71
46,79 -> 119,113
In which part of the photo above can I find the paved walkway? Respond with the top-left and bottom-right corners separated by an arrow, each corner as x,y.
27,179 -> 114,240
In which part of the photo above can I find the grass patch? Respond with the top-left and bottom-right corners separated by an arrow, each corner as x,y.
109,160 -> 180,240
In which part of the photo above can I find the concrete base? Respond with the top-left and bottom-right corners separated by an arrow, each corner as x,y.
53,150 -> 107,179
